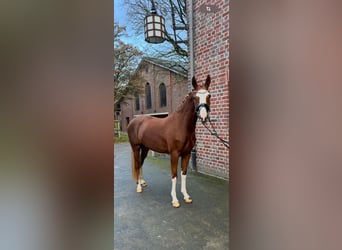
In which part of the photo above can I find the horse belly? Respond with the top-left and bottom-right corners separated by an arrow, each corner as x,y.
139,124 -> 169,153
145,141 -> 169,154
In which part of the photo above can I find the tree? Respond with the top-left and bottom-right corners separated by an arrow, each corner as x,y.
124,0 -> 188,61
114,22 -> 144,106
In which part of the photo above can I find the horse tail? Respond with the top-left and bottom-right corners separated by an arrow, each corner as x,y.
131,150 -> 139,181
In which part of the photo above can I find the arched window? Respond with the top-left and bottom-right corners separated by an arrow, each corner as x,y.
145,82 -> 152,109
135,94 -> 140,111
159,83 -> 167,107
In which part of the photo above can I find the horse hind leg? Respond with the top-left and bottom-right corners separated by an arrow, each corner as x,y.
139,146 -> 149,187
132,146 -> 143,193
139,169 -> 147,187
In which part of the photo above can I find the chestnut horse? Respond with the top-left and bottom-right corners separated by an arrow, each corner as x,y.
127,75 -> 211,207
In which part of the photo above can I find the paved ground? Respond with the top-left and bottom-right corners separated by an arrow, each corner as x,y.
114,143 -> 229,250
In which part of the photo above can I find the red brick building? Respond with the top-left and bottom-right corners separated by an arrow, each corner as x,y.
119,57 -> 188,132
188,1 -> 229,179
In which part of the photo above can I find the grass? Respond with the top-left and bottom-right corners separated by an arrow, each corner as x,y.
114,133 -> 129,144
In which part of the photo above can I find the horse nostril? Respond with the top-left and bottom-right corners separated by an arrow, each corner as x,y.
199,107 -> 207,119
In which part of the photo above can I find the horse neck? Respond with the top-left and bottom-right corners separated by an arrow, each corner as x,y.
175,93 -> 197,130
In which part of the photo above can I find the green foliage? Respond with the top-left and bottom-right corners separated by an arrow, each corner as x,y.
114,134 -> 129,144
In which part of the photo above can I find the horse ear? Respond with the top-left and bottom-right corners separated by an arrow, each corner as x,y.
192,76 -> 198,89
204,75 -> 211,88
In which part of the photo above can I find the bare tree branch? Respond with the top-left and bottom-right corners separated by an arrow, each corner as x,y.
114,23 -> 145,105
124,0 -> 188,60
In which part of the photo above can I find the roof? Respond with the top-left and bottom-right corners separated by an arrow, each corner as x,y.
141,57 -> 188,77
134,112 -> 169,117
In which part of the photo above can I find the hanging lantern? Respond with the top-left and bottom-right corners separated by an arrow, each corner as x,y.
144,3 -> 166,44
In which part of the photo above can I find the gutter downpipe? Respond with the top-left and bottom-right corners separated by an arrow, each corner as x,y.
189,0 -> 194,81
189,0 -> 197,171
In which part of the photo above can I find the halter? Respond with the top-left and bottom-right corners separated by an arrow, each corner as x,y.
193,89 -> 229,149
193,89 -> 211,122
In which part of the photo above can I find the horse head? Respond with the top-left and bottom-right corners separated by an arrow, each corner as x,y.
192,75 -> 211,123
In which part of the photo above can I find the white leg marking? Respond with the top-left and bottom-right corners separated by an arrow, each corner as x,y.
171,177 -> 178,202
170,177 -> 180,207
141,179 -> 147,187
139,169 -> 147,187
136,178 -> 142,193
181,174 -> 192,203
181,174 -> 190,199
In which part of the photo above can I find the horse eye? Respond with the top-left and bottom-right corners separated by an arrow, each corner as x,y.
208,94 -> 211,98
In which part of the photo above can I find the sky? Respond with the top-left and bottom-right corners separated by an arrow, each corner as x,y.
114,0 -> 177,56
114,0 -> 156,53
114,0 -> 189,64
114,0 -> 145,49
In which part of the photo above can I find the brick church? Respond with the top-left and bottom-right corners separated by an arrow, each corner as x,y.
118,57 -> 188,132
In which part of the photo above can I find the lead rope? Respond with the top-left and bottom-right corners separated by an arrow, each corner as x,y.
201,117 -> 230,149
192,90 -> 230,149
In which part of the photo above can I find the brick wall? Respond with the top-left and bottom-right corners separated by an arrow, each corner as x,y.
188,0 -> 229,179
120,59 -> 188,131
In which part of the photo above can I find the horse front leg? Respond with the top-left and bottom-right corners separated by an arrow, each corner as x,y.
181,153 -> 192,203
170,152 -> 180,208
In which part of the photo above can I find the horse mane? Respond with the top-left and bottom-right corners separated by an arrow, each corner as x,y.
175,91 -> 194,113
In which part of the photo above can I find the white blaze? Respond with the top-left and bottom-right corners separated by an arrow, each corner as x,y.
196,90 -> 209,104
196,90 -> 209,120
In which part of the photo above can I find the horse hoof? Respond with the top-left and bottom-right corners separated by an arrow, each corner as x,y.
184,197 -> 193,203
172,201 -> 180,208
137,188 -> 142,193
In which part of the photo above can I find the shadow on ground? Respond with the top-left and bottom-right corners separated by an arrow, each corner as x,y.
114,143 -> 229,250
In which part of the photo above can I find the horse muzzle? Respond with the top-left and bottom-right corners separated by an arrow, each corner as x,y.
196,104 -> 210,123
